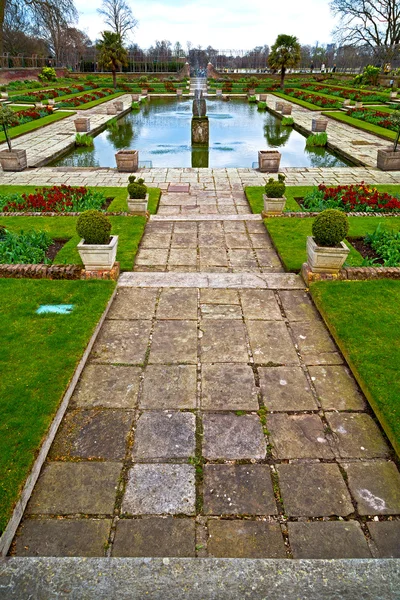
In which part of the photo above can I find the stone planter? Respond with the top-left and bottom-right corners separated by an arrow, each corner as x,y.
216,89 -> 222,97
35,102 -> 44,109
312,118 -> 328,132
263,194 -> 286,215
77,235 -> 118,271
107,104 -> 117,115
355,101 -> 363,109
307,236 -> 349,274
377,148 -> 400,171
131,94 -> 140,102
281,104 -> 292,115
176,89 -> 183,96
390,91 -> 397,99
343,99 -> 351,107
275,101 -> 284,111
127,192 -> 149,214
141,89 -> 148,96
74,117 -> 91,133
259,94 -> 267,101
47,99 -> 55,106
0,149 -> 27,171
1,92 -> 8,99
115,149 -> 138,172
114,101 -> 124,111
258,150 -> 281,173
248,88 -> 256,96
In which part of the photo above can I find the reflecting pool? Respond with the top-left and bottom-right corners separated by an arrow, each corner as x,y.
53,98 -> 350,169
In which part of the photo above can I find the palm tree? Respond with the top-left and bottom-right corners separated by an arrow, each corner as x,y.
268,34 -> 301,89
97,31 -> 128,89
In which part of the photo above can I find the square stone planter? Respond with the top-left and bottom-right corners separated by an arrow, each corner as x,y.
115,149 -> 138,172
176,89 -> 183,96
377,148 -> 400,171
355,102 -> 363,109
74,117 -> 91,133
312,118 -> 328,132
77,235 -> 118,271
307,236 -> 349,274
247,88 -> 256,96
263,194 -> 286,215
141,89 -> 148,96
216,89 -> 222,96
35,102 -> 44,109
107,104 -> 118,115
275,101 -> 284,112
47,99 -> 55,106
1,92 -> 8,99
259,94 -> 267,101
127,192 -> 149,214
258,150 -> 281,173
343,99 -> 351,107
114,101 -> 124,111
390,92 -> 397,99
0,149 -> 27,171
131,94 -> 140,102
281,104 -> 292,115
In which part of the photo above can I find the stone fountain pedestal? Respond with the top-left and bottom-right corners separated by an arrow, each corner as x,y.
191,117 -> 209,145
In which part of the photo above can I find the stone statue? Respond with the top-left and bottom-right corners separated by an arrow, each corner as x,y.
192,89 -> 207,117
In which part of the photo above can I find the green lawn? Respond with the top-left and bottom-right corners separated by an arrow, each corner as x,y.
265,216 -> 400,272
0,278 -> 115,534
0,111 -> 74,143
324,111 -> 396,141
272,91 -> 328,111
310,280 -> 400,456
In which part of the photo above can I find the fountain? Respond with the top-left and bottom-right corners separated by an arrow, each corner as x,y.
191,88 -> 209,147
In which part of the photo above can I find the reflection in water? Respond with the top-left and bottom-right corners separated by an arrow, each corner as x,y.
304,146 -> 343,168
53,98 -> 350,169
192,147 -> 209,168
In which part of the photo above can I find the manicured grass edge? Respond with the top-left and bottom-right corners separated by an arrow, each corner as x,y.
310,284 -> 400,456
324,111 -> 396,141
0,111 -> 74,143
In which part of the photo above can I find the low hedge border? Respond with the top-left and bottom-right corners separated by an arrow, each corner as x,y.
0,262 -> 120,281
302,263 -> 400,283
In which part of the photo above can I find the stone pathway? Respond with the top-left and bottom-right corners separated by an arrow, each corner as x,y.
11,188 -> 400,560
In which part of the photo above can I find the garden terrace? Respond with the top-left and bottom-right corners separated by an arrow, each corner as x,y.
292,82 -> 392,104
0,108 -> 72,143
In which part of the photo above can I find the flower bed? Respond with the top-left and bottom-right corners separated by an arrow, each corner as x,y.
0,185 -> 107,213
0,227 -> 52,264
56,88 -> 115,107
284,88 -> 342,109
302,183 -> 400,213
8,106 -> 53,127
11,84 -> 100,103
346,107 -> 397,131
296,82 -> 388,103
364,225 -> 400,266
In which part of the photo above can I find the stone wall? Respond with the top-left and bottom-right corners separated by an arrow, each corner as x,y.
302,262 -> 400,283
0,68 -> 67,84
0,262 -> 120,281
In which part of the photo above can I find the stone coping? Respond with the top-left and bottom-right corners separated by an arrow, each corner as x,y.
151,214 -> 262,221
0,557 -> 398,599
302,262 -> 400,283
0,263 -> 120,281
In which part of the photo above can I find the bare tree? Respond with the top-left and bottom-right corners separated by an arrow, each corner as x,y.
97,0 -> 137,41
32,0 -> 78,63
331,0 -> 400,47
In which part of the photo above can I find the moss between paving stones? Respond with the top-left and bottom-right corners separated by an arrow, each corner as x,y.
324,111 -> 396,141
310,279 -> 400,456
0,111 -> 74,143
0,278 -> 115,535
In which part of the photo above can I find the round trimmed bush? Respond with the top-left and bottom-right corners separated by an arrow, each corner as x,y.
312,209 -> 349,247
127,176 -> 147,199
76,210 -> 111,244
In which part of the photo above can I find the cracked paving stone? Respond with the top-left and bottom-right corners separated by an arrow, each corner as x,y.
14,518 -> 112,557
201,363 -> 258,411
207,520 -> 286,558
132,412 -> 196,459
326,412 -> 389,459
288,521 -> 371,559
122,464 -> 196,515
26,462 -> 122,515
268,413 -> 334,459
290,321 -> 343,365
308,365 -> 365,410
258,366 -> 317,411
91,320 -> 151,365
71,365 -> 141,409
343,461 -> 400,515
240,290 -> 282,320
202,413 -> 266,460
112,517 -> 196,557
157,288 -> 198,320
140,364 -> 197,409
277,463 -> 353,517
107,288 -> 158,320
149,320 -> 198,364
49,409 -> 134,460
246,321 -> 299,365
200,320 -> 248,363
367,521 -> 400,557
203,464 -> 277,515
278,290 -> 320,322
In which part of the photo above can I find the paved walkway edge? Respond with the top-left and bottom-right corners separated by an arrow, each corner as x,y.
118,272 -> 304,289
0,558 -> 399,599
0,287 -> 118,558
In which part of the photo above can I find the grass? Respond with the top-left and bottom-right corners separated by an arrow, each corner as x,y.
0,111 -> 73,143
272,91 -> 327,111
0,279 -> 115,534
245,185 -> 307,213
265,216 -> 400,272
324,111 -> 396,141
310,280 -> 400,456
75,92 -> 125,110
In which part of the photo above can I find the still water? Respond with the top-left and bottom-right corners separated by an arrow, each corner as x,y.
53,98 -> 349,169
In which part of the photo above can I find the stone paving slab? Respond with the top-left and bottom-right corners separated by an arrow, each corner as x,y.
71,364 -> 141,409
258,366 -> 317,411
367,521 -> 400,557
343,461 -> 400,516
201,363 -> 258,411
207,521 -> 286,558
287,522 -> 371,559
118,272 -> 304,288
202,414 -> 266,460
132,412 -> 196,460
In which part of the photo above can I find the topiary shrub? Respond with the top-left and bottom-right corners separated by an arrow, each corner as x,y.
312,209 -> 349,247
264,174 -> 286,198
127,176 -> 147,199
76,210 -> 111,244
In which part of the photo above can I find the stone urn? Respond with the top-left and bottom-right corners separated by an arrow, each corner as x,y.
115,149 -> 138,172
77,235 -> 118,271
312,118 -> 328,132
263,194 -> 286,215
275,101 -> 284,111
114,100 -> 124,111
377,148 -> 400,171
107,104 -> 118,115
281,104 -> 292,115
74,117 -> 91,133
127,192 -> 149,214
0,149 -> 27,171
306,236 -> 349,274
258,150 -> 281,173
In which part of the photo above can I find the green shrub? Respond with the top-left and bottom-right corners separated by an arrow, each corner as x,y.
365,224 -> 400,266
264,174 -> 286,198
306,132 -> 328,147
75,133 -> 94,147
281,116 -> 294,126
257,101 -> 267,110
0,229 -> 52,264
312,209 -> 349,247
127,176 -> 147,199
248,95 -> 257,103
38,67 -> 57,82
76,210 -> 111,244
131,101 -> 140,110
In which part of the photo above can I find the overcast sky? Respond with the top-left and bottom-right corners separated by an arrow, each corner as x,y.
74,0 -> 337,48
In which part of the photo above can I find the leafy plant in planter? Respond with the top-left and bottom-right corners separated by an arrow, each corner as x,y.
75,133 -> 94,147
0,105 -> 27,171
306,132 -> 328,147
281,116 -> 294,126
307,209 -> 350,273
127,176 -> 148,213
76,210 -> 118,270
263,174 -> 286,214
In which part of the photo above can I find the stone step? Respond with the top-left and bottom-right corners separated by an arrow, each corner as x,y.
0,557 -> 398,599
151,214 -> 261,221
118,272 -> 304,289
